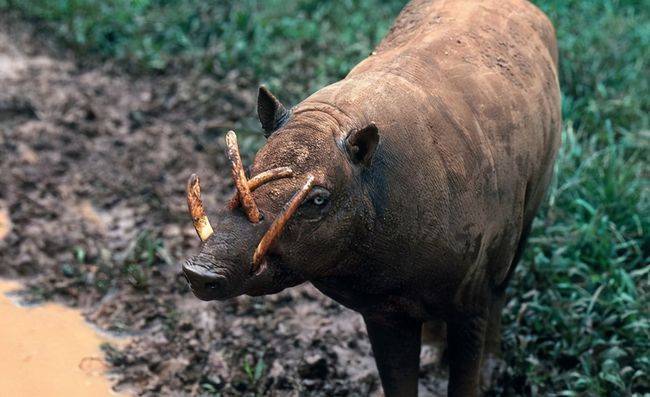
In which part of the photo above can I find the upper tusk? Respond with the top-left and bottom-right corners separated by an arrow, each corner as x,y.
248,166 -> 294,191
227,166 -> 294,209
225,130 -> 261,223
186,173 -> 214,241
252,174 -> 315,272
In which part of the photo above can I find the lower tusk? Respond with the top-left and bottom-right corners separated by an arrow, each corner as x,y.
225,130 -> 261,223
186,174 -> 214,241
252,175 -> 315,272
228,167 -> 293,209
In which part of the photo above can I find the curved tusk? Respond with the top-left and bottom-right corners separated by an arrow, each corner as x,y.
252,174 -> 315,272
186,174 -> 214,241
225,130 -> 261,223
227,167 -> 294,209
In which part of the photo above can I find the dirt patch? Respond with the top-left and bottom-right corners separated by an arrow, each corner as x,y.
0,15 -> 447,396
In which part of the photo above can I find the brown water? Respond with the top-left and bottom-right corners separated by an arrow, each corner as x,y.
0,280 -> 126,396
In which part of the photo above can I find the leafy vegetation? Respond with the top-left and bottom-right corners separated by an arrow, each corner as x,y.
3,0 -> 648,394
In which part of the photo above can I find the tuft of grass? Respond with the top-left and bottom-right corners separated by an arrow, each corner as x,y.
243,355 -> 266,385
3,0 -> 648,394
86,231 -> 172,293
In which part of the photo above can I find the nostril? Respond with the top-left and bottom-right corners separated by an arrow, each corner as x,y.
183,262 -> 221,286
182,260 -> 235,300
183,264 -> 218,284
204,280 -> 221,290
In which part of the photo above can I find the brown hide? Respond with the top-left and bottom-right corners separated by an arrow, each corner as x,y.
187,1 -> 561,395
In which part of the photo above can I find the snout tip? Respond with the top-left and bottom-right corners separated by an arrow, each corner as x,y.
182,260 -> 230,301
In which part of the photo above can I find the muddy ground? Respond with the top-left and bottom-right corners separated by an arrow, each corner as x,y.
0,17 -> 448,396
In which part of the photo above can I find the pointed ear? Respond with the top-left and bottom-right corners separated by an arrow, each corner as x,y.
345,123 -> 380,166
257,86 -> 290,138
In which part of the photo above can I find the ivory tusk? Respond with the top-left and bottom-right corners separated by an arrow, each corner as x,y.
227,167 -> 294,209
186,174 -> 214,241
225,130 -> 261,223
252,175 -> 315,272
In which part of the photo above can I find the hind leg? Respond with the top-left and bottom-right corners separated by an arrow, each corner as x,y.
422,320 -> 446,351
480,217 -> 535,390
480,291 -> 507,391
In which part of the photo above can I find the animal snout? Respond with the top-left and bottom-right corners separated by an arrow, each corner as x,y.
182,260 -> 228,301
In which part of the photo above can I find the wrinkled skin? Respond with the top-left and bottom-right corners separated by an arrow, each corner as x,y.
183,0 -> 561,396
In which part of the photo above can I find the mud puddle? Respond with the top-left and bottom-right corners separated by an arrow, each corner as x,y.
0,280 -> 127,396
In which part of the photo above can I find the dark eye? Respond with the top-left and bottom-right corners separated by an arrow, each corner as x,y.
313,195 -> 327,206
300,187 -> 331,220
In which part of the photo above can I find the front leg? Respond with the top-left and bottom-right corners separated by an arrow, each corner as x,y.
363,314 -> 422,397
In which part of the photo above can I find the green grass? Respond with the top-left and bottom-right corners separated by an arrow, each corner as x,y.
0,0 -> 404,101
3,0 -> 648,394
495,2 -> 649,395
